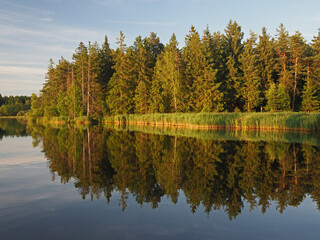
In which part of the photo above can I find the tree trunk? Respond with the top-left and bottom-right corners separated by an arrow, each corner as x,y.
72,67 -> 76,119
81,62 -> 85,110
292,57 -> 298,111
87,42 -> 91,118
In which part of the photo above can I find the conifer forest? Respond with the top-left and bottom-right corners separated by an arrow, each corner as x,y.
30,21 -> 320,119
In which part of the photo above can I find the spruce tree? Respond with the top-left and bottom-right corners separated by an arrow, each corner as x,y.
277,83 -> 291,111
198,27 -> 223,112
265,83 -> 277,111
223,20 -> 244,111
149,54 -> 168,113
275,24 -> 291,90
134,80 -> 149,114
57,90 -> 69,117
182,26 -> 204,111
256,27 -> 277,107
301,83 -> 319,112
106,32 -> 135,114
240,31 -> 261,112
132,36 -> 153,114
150,34 -> 185,113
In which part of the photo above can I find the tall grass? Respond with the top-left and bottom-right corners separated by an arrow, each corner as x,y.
104,112 -> 320,132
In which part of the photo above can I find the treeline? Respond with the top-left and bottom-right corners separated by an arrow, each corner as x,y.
31,21 -> 320,119
0,94 -> 31,116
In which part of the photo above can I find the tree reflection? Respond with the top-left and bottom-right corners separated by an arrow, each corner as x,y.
25,122 -> 320,219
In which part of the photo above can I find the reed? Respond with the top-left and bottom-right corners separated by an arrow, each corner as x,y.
104,112 -> 320,132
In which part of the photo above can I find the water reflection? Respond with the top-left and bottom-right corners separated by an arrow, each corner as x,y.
0,118 -> 27,139
23,122 -> 320,220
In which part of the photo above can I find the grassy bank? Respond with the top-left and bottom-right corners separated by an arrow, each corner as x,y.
104,112 -> 320,132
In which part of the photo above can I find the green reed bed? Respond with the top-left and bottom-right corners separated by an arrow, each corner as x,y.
104,112 -> 320,132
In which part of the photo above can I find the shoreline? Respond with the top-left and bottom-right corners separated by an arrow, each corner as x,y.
3,112 -> 320,132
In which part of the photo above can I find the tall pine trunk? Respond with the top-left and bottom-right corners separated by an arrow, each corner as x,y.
292,57 -> 298,111
87,42 -> 91,118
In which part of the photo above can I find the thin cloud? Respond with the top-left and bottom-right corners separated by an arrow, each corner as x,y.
0,66 -> 46,75
96,0 -> 160,4
0,24 -> 110,44
105,20 -> 179,26
0,1 -> 54,16
0,9 -> 54,23
0,60 -> 42,66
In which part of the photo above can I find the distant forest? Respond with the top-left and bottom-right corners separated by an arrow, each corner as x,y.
30,20 -> 320,119
0,95 -> 31,116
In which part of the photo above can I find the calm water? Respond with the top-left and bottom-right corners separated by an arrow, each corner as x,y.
1,119 -> 320,240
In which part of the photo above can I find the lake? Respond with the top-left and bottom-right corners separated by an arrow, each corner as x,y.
1,118 -> 320,240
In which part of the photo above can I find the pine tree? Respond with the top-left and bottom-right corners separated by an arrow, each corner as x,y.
240,31 -> 261,112
72,42 -> 88,115
41,58 -> 71,117
290,31 -> 307,111
312,28 -> 320,90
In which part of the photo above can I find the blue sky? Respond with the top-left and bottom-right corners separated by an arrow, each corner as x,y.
1,0 -> 320,96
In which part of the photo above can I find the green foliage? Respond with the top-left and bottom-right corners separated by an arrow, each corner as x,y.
266,83 -> 291,111
0,95 -> 31,116
256,27 -> 276,93
30,93 -> 43,116
57,91 -> 69,117
277,83 -> 291,111
106,33 -> 135,114
240,32 -> 262,112
265,83 -> 277,111
301,83 -> 320,112
150,34 -> 185,113
34,22 -> 320,119
275,23 -> 291,90
223,20 -> 244,111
